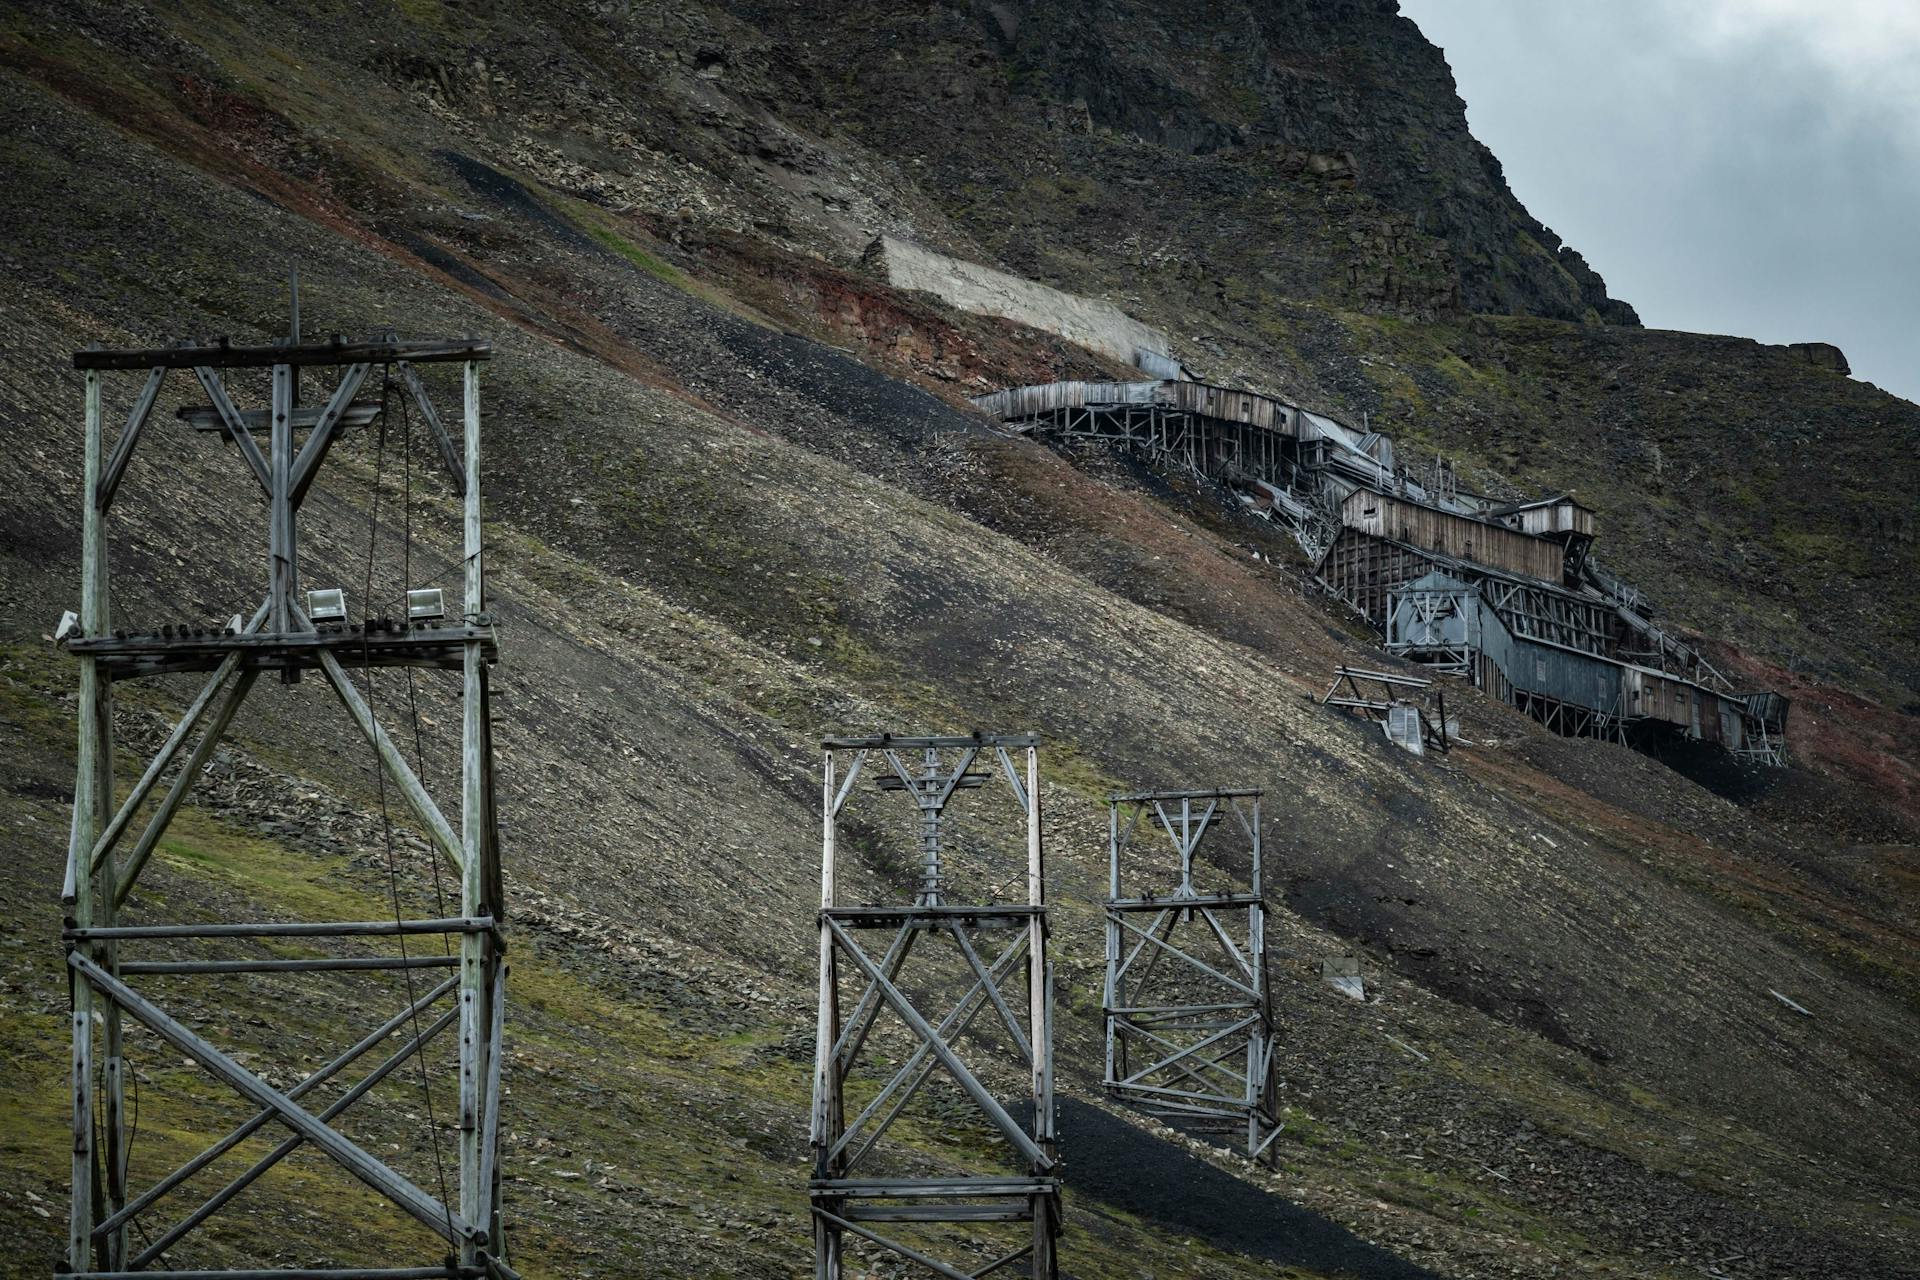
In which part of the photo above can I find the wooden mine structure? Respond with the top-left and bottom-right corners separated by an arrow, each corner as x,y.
1103,788 -> 1281,1163
811,734 -> 1060,1279
973,378 -> 1789,766
57,306 -> 514,1277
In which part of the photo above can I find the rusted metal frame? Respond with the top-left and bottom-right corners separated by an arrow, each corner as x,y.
826,917 -> 1050,1171
78,336 -> 493,371
130,1003 -> 462,1266
287,362 -> 372,508
835,933 -> 1028,1168
69,952 -> 471,1247
192,367 -> 272,492
96,366 -> 166,511
397,361 -> 468,497
92,976 -> 456,1243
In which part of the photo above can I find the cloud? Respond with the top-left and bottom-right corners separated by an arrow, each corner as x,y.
1399,0 -> 1919,405
1692,0 -> 1920,153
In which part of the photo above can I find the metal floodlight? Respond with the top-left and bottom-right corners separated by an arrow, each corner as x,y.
306,587 -> 347,622
406,587 -> 446,623
53,610 -> 79,643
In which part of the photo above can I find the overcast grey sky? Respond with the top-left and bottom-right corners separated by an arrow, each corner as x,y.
1400,0 -> 1918,406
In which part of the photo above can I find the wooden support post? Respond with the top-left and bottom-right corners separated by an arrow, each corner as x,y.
69,369 -> 103,1270
61,323 -> 507,1276
269,361 -> 295,643
459,359 -> 488,1265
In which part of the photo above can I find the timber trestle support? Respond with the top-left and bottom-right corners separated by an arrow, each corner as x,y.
1102,789 -> 1281,1164
811,734 -> 1059,1279
56,295 -> 515,1277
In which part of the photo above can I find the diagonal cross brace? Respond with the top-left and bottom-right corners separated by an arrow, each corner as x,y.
84,591 -> 262,879
69,952 -> 473,1246
1112,911 -> 1257,999
130,1003 -> 461,1266
96,366 -> 165,511
834,931 -> 1028,1167
288,362 -> 371,507
1116,1015 -> 1258,1094
317,649 -> 465,875
398,361 -> 468,496
192,367 -> 271,492
826,917 -> 1051,1172
947,925 -> 1032,1064
93,973 -> 456,1241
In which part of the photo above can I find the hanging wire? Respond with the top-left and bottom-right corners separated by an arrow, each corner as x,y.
364,364 -> 456,1241
394,376 -> 453,951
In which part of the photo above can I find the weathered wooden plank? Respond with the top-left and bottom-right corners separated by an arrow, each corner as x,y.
191,368 -> 272,491
288,363 -> 372,507
399,361 -> 467,496
179,402 -> 381,432
77,336 -> 492,370
95,367 -> 165,511
112,670 -> 257,909
316,650 -> 466,876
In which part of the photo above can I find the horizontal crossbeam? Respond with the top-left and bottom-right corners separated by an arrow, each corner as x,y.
69,916 -> 493,941
75,337 -> 492,370
826,905 -> 1042,930
824,733 -> 1039,750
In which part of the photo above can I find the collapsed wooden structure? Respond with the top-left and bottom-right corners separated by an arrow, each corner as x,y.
811,734 -> 1059,1279
1103,789 -> 1281,1163
57,317 -> 514,1278
973,378 -> 1789,766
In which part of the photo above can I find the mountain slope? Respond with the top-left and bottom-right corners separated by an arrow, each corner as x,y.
0,3 -> 1915,1278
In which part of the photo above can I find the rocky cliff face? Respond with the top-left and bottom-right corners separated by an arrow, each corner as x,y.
730,0 -> 1638,326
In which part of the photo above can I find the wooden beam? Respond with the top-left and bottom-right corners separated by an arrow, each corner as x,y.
179,401 -> 380,433
112,670 -> 257,909
77,336 -> 492,371
316,650 -> 466,876
191,368 -> 271,492
95,367 -> 165,511
399,361 -> 467,497
70,951 -> 472,1251
288,363 -> 372,508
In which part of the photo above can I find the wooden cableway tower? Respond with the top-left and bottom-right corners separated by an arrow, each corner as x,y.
1103,788 -> 1281,1163
57,305 -> 515,1278
811,733 -> 1060,1279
